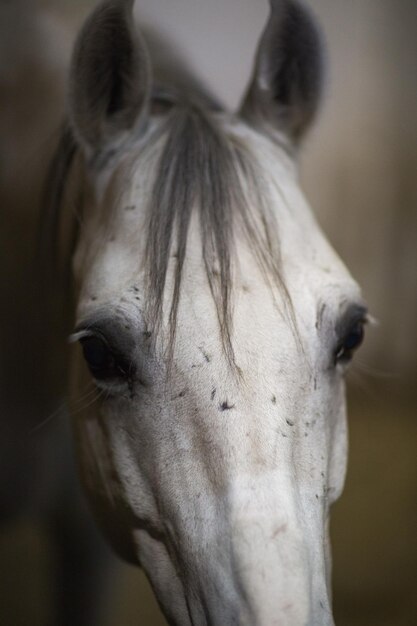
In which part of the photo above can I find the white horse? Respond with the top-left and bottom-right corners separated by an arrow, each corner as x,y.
45,0 -> 368,623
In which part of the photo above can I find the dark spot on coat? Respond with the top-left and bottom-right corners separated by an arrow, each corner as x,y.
286,419 -> 294,427
198,346 -> 211,362
171,389 -> 187,401
90,296 -> 97,301
124,205 -> 136,211
219,400 -> 234,411
211,388 -> 216,401
143,331 -> 152,339
316,303 -> 326,330
271,395 -> 277,405
271,523 -> 287,539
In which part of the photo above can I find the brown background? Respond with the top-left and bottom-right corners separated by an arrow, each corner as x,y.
1,1 -> 416,624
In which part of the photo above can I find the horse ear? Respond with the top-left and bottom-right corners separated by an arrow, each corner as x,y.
68,0 -> 151,157
240,0 -> 324,147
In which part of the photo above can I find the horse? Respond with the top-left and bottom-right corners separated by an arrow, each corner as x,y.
44,0 -> 368,623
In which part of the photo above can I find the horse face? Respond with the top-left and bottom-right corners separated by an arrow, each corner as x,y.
65,2 -> 366,624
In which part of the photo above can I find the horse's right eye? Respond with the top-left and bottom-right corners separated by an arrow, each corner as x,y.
80,335 -> 120,380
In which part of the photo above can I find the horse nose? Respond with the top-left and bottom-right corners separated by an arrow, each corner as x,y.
221,474 -> 335,626
226,514 -> 333,625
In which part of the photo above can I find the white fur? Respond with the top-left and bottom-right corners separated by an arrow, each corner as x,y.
69,114 -> 363,625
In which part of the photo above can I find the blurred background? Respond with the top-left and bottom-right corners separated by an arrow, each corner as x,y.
1,1 -> 416,624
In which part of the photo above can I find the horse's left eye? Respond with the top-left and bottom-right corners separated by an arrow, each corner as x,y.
335,320 -> 365,363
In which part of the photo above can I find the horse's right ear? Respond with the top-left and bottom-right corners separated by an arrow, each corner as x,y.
68,0 -> 151,158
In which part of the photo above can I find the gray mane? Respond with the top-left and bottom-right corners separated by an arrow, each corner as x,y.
43,98 -> 292,364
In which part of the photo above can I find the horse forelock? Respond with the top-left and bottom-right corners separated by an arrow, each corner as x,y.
42,101 -> 296,365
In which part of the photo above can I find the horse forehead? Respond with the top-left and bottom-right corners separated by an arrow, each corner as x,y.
83,114 -> 359,318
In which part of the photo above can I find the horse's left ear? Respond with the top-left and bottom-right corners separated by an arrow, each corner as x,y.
68,0 -> 151,157
240,0 -> 324,147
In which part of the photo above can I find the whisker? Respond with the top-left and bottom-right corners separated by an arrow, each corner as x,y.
346,367 -> 379,401
31,382 -> 97,434
30,402 -> 68,434
346,352 -> 399,400
353,358 -> 398,380
68,386 -> 105,418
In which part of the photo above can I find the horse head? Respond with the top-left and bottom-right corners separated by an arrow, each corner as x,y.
55,1 -> 367,623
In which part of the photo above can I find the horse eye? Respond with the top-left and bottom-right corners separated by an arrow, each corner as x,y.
335,319 -> 365,363
80,335 -> 120,380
